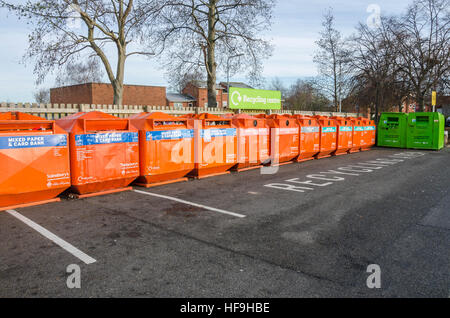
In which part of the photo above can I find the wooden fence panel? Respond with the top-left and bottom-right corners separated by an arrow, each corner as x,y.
0,103 -> 362,119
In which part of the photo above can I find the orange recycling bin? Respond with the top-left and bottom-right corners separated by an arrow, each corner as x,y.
331,116 -> 353,156
0,112 -> 70,210
292,115 -> 320,162
314,116 -> 337,159
232,114 -> 270,171
57,112 -> 139,197
130,112 -> 194,187
265,114 -> 299,165
190,113 -> 237,179
348,117 -> 363,153
359,117 -> 376,151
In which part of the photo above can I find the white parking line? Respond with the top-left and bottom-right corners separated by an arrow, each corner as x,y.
6,210 -> 97,265
133,189 -> 246,218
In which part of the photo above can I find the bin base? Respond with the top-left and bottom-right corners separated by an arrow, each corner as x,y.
234,165 -> 262,172
75,187 -> 132,199
296,157 -> 315,163
360,148 -> 371,151
316,155 -> 332,159
267,161 -> 294,167
197,171 -> 230,180
333,152 -> 349,156
134,178 -> 188,188
0,198 -> 61,212
349,150 -> 361,153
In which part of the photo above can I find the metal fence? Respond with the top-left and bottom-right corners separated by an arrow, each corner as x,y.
0,102 -> 361,119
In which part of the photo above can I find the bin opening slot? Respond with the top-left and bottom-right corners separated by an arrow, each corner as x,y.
205,120 -> 231,126
84,119 -> 129,132
0,121 -> 54,133
387,117 -> 398,123
154,120 -> 187,127
416,116 -> 429,126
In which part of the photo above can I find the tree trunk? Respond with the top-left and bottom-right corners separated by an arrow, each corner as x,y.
113,45 -> 126,106
375,83 -> 380,122
206,0 -> 217,108
113,80 -> 124,106
333,62 -> 338,112
416,93 -> 425,112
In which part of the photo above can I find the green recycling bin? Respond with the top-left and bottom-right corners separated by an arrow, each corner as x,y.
377,113 -> 408,148
406,112 -> 445,150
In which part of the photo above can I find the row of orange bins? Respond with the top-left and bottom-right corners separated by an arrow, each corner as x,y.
0,111 -> 375,211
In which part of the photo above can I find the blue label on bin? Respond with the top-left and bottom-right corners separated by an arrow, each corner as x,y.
365,126 -> 376,131
339,126 -> 353,132
146,129 -> 194,141
75,132 -> 138,146
301,126 -> 320,133
354,126 -> 365,131
0,134 -> 67,150
322,127 -> 337,133
200,128 -> 237,138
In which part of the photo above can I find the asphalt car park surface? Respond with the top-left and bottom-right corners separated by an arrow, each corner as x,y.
0,147 -> 449,297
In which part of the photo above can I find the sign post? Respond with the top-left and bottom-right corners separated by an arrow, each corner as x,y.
432,91 -> 436,112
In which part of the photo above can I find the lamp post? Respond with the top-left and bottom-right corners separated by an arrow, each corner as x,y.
226,53 -> 244,110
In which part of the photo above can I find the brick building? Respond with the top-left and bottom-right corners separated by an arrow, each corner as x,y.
50,81 -> 254,109
166,93 -> 196,108
182,81 -> 227,108
50,83 -> 167,106
181,81 -> 253,108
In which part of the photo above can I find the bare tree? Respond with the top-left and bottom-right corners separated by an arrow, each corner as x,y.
387,0 -> 450,111
267,77 -> 288,98
314,9 -> 352,111
169,70 -> 205,93
153,0 -> 275,108
55,57 -> 104,86
285,79 -> 330,111
33,88 -> 50,104
0,0 -> 160,105
348,18 -> 401,121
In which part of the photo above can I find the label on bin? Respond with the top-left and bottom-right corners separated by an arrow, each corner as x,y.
279,128 -> 299,135
339,126 -> 353,132
354,126 -> 365,132
146,129 -> 194,141
0,134 -> 67,149
322,127 -> 337,133
365,126 -> 376,131
301,126 -> 320,133
238,128 -> 259,136
200,128 -> 237,140
75,132 -> 138,146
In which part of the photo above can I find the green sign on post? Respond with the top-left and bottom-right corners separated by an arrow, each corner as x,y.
228,87 -> 281,110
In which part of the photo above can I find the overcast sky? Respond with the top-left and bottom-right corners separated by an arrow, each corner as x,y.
0,0 -> 412,102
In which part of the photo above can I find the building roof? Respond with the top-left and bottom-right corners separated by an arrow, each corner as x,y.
166,93 -> 196,103
51,82 -> 167,90
219,82 -> 253,90
188,80 -> 253,91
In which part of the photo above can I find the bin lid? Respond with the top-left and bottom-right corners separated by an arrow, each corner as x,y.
232,114 -> 256,119
0,112 -> 47,121
0,112 -> 66,134
56,111 -> 134,133
130,112 -> 191,130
